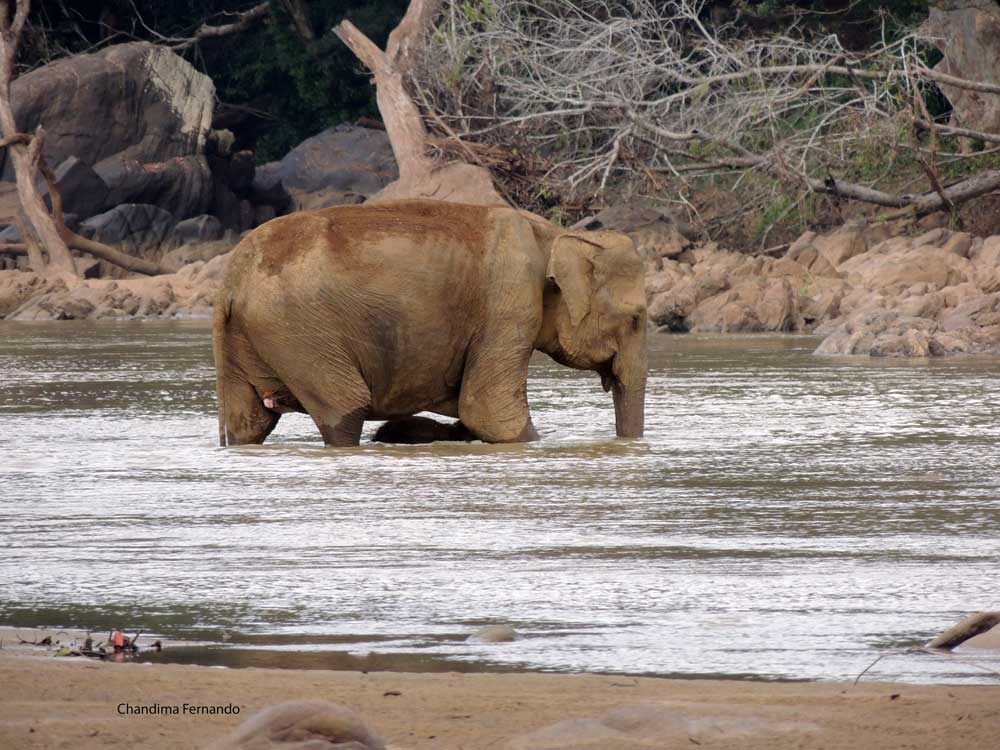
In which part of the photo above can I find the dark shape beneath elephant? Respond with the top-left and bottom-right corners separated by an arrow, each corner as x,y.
371,415 -> 475,444
212,199 -> 647,447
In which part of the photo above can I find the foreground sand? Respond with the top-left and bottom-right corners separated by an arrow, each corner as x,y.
1,650 -> 998,750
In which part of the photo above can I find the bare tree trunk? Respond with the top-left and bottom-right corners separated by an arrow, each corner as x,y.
0,0 -> 78,281
12,211 -> 41,268
334,0 -> 505,206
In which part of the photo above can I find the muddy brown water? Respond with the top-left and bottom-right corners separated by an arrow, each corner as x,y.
0,321 -> 998,683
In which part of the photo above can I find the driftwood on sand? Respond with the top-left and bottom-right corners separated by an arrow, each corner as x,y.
926,611 -> 1000,650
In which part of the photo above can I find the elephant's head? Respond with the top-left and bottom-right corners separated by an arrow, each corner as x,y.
534,228 -> 647,438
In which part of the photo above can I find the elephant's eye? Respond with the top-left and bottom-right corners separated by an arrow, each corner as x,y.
631,313 -> 642,331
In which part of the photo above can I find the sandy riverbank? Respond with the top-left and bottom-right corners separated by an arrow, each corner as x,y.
1,648 -> 997,750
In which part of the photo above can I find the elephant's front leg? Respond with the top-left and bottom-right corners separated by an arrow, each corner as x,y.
458,343 -> 539,443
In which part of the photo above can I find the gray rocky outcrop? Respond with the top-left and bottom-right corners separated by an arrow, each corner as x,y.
39,157 -> 110,218
94,155 -> 213,220
172,215 -> 225,245
1,42 -> 214,179
924,1 -> 1000,134
254,124 -> 398,211
78,204 -> 177,275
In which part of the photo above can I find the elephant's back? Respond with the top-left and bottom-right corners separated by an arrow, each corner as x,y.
234,200 -> 500,283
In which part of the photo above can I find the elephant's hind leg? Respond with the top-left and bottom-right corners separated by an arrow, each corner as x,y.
285,369 -> 371,447
218,375 -> 281,446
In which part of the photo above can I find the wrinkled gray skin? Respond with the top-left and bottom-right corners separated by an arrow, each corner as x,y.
213,199 -> 647,447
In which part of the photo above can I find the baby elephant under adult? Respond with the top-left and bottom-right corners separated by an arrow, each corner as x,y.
213,199 -> 647,446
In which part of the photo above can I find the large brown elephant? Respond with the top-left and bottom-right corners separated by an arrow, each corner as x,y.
212,199 -> 646,447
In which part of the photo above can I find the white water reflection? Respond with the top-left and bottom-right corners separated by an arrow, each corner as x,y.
0,322 -> 998,683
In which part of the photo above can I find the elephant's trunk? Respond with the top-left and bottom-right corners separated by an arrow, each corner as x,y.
611,343 -> 646,438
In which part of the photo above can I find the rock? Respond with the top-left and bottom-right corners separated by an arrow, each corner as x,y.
254,204 -> 277,227
213,149 -> 256,196
370,161 -> 505,206
814,301 -> 1000,357
814,222 -> 870,267
647,267 -> 729,332
0,213 -> 79,242
841,245 -> 973,292
895,291 -> 944,320
943,232 -> 973,258
0,271 -> 55,317
39,156 -> 110,218
249,169 -> 292,212
1,42 -> 213,179
688,277 -> 803,333
94,154 -> 213,220
75,256 -> 102,279
256,124 -> 398,209
79,204 -> 176,275
913,227 -> 951,248
468,625 -> 518,643
4,251 -> 231,321
924,1 -> 1000,134
173,215 -> 224,245
161,239 -> 233,271
80,204 -> 175,250
206,700 -> 385,750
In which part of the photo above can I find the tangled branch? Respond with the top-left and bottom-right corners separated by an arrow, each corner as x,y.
411,0 -> 1000,228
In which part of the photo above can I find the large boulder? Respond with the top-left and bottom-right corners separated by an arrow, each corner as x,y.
171,214 -> 224,245
94,155 -> 212,220
39,156 -> 110,219
255,124 -> 398,210
2,43 -> 213,180
924,1 -> 1000,134
79,204 -> 176,274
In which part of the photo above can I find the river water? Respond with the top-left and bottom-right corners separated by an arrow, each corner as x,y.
1,321 -> 998,684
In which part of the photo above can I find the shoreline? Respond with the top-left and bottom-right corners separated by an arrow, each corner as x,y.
2,650 -> 998,749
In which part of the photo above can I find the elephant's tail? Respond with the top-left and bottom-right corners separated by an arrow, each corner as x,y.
212,291 -> 235,447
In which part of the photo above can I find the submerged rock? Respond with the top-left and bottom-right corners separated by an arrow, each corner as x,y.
468,625 -> 518,643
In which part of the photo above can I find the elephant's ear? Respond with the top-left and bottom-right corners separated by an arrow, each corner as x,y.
547,234 -> 598,327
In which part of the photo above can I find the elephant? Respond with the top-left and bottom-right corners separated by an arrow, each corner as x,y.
371,415 -> 475,444
212,199 -> 646,447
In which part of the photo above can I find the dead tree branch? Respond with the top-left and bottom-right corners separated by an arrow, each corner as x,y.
37,154 -> 174,276
411,0 -> 1000,221
0,0 -> 78,278
334,3 -> 440,183
170,2 -> 271,51
334,0 -> 505,205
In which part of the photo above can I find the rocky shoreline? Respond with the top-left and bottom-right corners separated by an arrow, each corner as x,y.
5,215 -> 1000,360
2,41 -> 999,358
